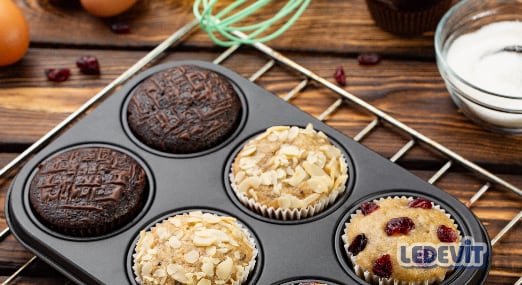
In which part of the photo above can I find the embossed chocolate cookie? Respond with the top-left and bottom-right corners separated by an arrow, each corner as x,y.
29,147 -> 148,237
126,65 -> 242,154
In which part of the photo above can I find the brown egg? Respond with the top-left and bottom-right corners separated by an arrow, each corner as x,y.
80,0 -> 138,17
0,0 -> 30,66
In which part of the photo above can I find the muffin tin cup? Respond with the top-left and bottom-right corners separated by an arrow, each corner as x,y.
341,196 -> 462,285
6,60 -> 491,284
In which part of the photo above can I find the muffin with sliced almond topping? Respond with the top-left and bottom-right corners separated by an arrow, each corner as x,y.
230,124 -> 349,220
133,211 -> 257,285
342,196 -> 460,284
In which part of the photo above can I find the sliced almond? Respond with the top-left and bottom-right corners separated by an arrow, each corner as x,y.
193,234 -> 217,247
302,161 -> 328,177
167,236 -> 181,248
184,250 -> 200,264
197,278 -> 212,285
241,145 -> 257,156
237,176 -> 261,193
285,165 -> 308,186
307,176 -> 332,193
201,261 -> 214,276
279,144 -> 300,157
216,257 -> 234,280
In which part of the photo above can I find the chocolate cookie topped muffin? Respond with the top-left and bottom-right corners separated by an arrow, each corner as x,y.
230,124 -> 348,220
342,196 -> 460,284
133,211 -> 257,285
29,147 -> 148,237
365,0 -> 452,36
127,65 -> 242,154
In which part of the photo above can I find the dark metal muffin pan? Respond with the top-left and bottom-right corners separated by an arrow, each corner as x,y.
6,60 -> 491,285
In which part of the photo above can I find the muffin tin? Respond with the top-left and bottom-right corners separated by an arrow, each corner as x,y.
6,60 -> 491,284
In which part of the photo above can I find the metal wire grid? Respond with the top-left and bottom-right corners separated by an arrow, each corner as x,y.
1,24 -> 521,284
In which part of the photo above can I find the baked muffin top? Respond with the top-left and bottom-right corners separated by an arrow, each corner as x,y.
344,197 -> 460,282
133,211 -> 257,285
127,65 -> 242,154
231,124 -> 348,209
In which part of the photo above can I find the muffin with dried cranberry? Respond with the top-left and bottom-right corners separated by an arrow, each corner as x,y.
230,124 -> 349,220
133,211 -> 257,285
342,196 -> 460,284
365,0 -> 452,36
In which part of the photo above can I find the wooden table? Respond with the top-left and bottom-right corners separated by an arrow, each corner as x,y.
0,0 -> 521,284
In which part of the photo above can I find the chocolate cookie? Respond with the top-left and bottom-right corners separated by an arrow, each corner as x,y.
126,65 -> 242,154
29,147 -> 148,237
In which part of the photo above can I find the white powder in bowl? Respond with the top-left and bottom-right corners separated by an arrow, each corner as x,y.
446,21 -> 522,98
444,21 -> 522,129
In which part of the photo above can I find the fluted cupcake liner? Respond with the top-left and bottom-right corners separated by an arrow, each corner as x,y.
232,175 -> 346,220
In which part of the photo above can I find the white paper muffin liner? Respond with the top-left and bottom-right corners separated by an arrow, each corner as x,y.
341,196 -> 461,285
133,211 -> 258,285
231,173 -> 346,220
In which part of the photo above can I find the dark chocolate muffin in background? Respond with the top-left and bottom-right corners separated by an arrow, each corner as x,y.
126,65 -> 242,154
29,147 -> 148,237
365,0 -> 452,36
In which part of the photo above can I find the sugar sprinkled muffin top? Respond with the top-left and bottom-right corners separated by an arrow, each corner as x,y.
231,124 -> 348,210
133,211 -> 257,285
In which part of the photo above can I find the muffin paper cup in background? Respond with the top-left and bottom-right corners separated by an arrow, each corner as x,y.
341,196 -> 461,285
365,0 -> 453,36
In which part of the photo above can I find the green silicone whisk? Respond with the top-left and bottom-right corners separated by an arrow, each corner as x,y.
193,0 -> 311,47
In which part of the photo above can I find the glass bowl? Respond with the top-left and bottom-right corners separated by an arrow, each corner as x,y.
435,0 -> 522,134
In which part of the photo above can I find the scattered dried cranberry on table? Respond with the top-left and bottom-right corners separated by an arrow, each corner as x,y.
76,55 -> 100,75
45,68 -> 71,82
110,22 -> 131,34
333,66 -> 346,86
358,52 -> 382,65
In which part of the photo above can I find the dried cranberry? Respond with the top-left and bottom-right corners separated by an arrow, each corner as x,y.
347,233 -> 368,256
45,68 -> 71,82
385,217 -> 415,236
76,55 -> 100,75
408,197 -> 432,209
334,66 -> 346,86
373,254 -> 392,278
437,225 -> 458,242
361,201 -> 380,215
357,52 -> 382,65
110,23 -> 131,34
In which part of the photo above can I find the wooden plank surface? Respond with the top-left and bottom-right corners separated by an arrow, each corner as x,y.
0,0 -> 520,284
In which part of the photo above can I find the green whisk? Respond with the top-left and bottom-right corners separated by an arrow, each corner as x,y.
193,0 -> 311,46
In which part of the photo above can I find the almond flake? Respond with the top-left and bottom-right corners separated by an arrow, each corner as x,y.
216,257 -> 233,280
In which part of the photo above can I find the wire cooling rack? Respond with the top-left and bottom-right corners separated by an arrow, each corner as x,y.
1,23 -> 521,285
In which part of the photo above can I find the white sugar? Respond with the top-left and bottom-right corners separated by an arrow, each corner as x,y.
446,21 -> 522,98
